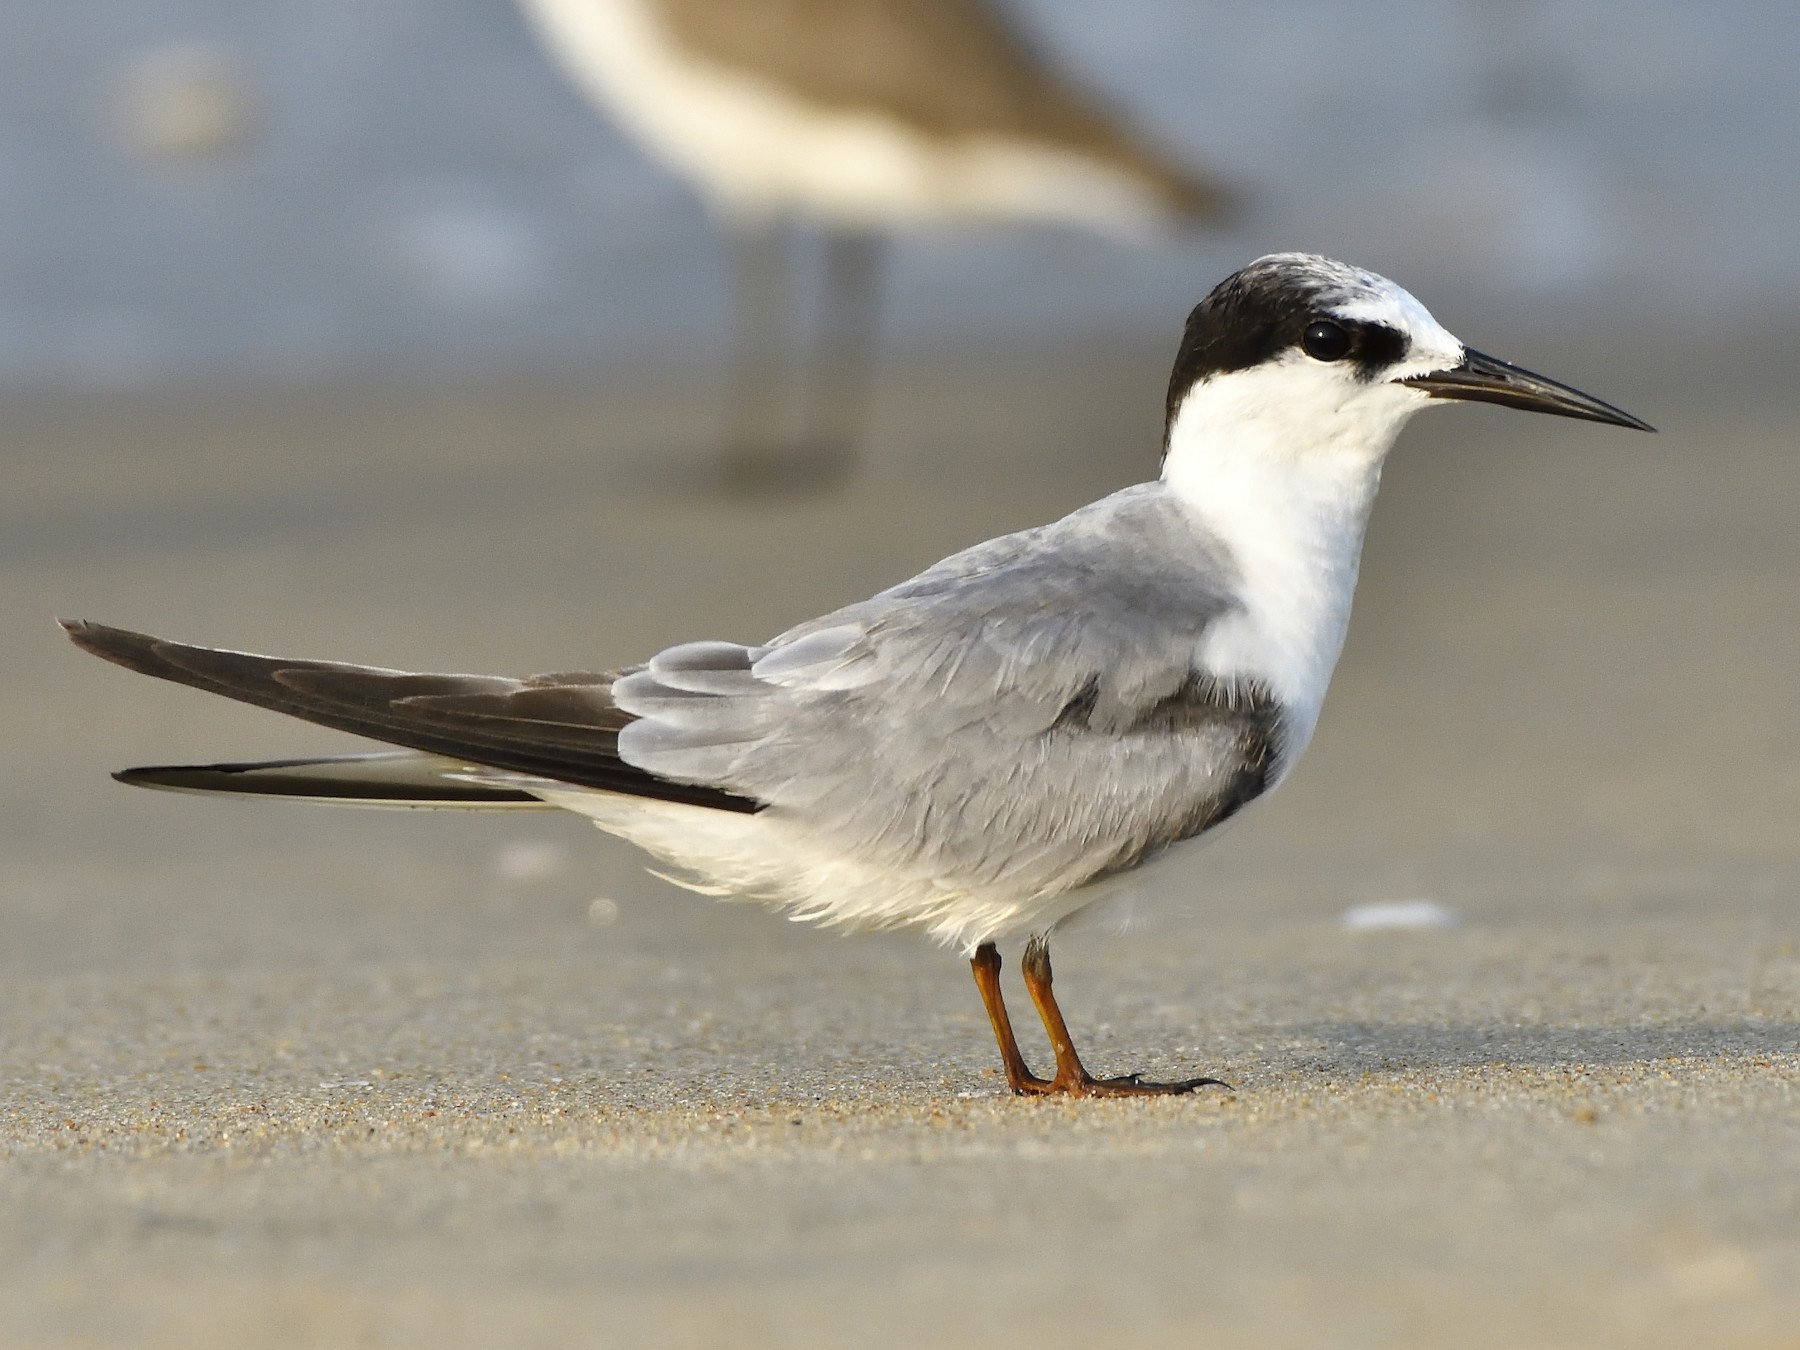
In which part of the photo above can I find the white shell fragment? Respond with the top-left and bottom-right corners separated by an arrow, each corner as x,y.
1339,900 -> 1460,932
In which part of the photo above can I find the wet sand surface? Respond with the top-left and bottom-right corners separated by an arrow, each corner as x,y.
2,327 -> 1797,1347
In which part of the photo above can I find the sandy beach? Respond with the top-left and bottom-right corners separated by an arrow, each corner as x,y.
2,325 -> 1797,1347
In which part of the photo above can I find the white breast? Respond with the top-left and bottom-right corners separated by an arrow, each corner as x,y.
1161,360 -> 1397,776
517,0 -> 1177,232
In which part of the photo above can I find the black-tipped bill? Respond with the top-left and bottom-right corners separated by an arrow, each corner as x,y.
1400,348 -> 1654,431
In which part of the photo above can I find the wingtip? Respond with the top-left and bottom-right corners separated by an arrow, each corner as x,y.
59,616 -> 122,645
58,618 -> 160,668
59,617 -> 108,655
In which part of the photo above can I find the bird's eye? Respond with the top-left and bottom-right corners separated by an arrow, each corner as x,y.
1302,320 -> 1352,362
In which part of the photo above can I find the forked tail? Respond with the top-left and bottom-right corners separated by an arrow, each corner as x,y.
113,751 -> 556,809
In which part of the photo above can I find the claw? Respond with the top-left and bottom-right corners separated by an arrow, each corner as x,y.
970,940 -> 1232,1099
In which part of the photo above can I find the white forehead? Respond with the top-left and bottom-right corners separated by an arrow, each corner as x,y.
1253,252 -> 1465,372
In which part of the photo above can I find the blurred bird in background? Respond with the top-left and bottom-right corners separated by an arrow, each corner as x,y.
517,0 -> 1233,488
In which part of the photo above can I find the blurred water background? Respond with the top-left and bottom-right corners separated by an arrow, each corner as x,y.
6,0 -> 1796,393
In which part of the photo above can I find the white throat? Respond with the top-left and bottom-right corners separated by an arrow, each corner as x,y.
1162,363 -> 1420,773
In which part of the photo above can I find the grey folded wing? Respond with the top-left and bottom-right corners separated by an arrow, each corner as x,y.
613,485 -> 1281,895
60,620 -> 761,813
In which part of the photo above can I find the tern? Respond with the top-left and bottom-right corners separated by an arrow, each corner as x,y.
63,254 -> 1650,1097
516,0 -> 1231,487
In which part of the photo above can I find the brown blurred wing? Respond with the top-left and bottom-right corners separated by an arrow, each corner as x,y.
657,0 -> 1228,216
61,620 -> 761,813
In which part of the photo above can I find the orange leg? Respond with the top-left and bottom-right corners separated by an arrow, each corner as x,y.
970,942 -> 1051,1094
969,938 -> 1230,1098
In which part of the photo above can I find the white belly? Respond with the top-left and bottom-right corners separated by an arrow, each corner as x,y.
531,786 -> 1144,953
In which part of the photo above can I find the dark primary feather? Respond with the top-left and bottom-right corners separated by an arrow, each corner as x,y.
59,620 -> 762,813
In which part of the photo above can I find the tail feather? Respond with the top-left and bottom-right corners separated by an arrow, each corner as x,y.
115,752 -> 557,809
60,619 -> 762,814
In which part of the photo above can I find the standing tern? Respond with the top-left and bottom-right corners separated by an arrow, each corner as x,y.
516,0 -> 1231,488
63,254 -> 1651,1097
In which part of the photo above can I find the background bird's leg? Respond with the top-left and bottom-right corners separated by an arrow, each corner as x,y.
970,943 -> 1049,1094
799,227 -> 884,484
1020,935 -> 1229,1098
721,216 -> 794,490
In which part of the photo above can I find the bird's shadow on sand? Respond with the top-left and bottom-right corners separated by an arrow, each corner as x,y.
1266,1020 -> 1800,1075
